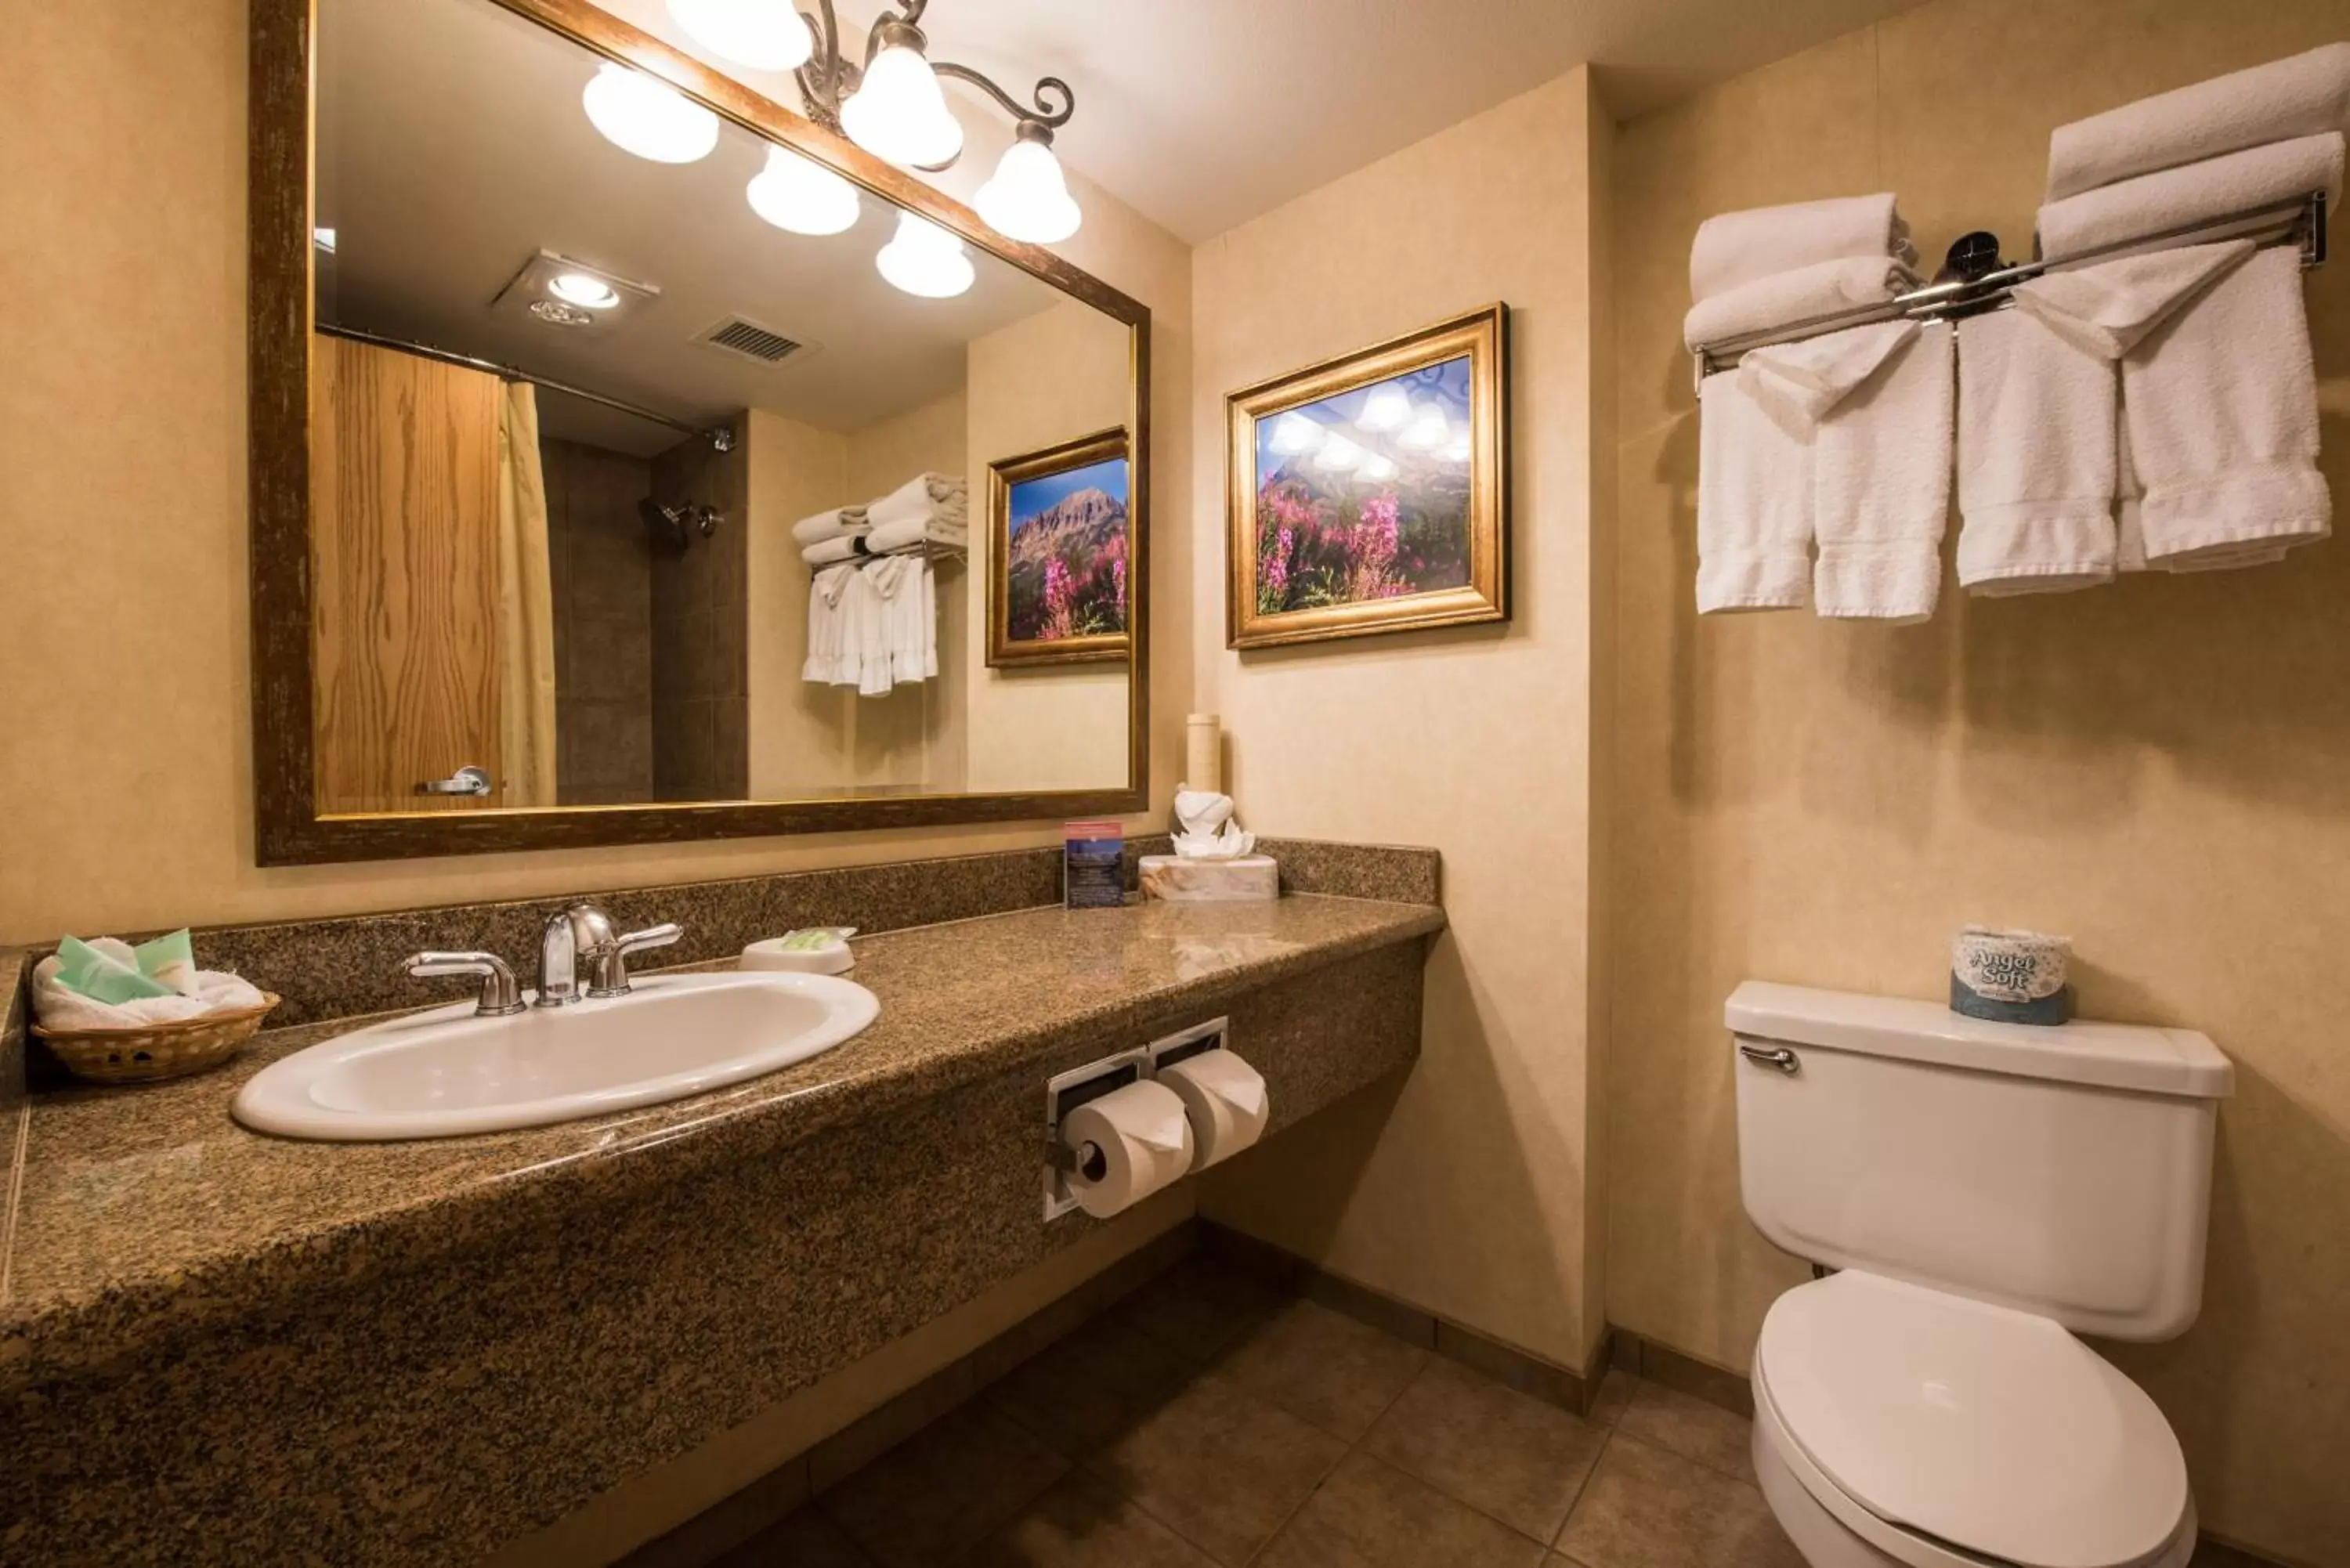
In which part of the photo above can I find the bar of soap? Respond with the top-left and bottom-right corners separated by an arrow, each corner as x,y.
742,933 -> 855,974
1138,854 -> 1278,902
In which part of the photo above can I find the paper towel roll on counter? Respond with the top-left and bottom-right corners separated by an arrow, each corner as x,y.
1061,1080 -> 1195,1219
1156,1050 -> 1269,1169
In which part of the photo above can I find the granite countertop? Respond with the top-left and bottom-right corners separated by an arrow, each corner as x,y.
0,894 -> 1444,1379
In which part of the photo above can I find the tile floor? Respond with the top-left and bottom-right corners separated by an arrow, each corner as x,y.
719,1252 -> 2265,1568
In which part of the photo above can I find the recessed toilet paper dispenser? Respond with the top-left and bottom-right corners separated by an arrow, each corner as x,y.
1042,1018 -> 1267,1222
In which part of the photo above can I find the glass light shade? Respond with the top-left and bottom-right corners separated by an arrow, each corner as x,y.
548,273 -> 621,309
841,45 -> 964,167
974,138 -> 1081,243
1398,404 -> 1450,449
1440,434 -> 1473,464
875,212 -> 974,297
1355,385 -> 1412,432
1357,453 -> 1399,482
1267,412 -> 1325,456
582,63 -> 720,164
1314,435 -> 1365,471
667,0 -> 812,70
747,146 -> 861,235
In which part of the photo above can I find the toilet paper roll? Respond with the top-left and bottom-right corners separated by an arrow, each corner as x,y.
1156,1050 -> 1269,1169
1061,1080 -> 1195,1219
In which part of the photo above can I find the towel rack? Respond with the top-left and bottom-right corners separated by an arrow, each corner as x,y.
808,538 -> 967,573
1690,189 -> 2329,383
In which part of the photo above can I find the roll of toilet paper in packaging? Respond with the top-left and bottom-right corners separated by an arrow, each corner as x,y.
1061,1080 -> 1195,1219
1156,1051 -> 1269,1169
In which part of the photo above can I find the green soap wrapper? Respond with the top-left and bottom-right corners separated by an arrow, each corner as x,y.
55,935 -> 176,1004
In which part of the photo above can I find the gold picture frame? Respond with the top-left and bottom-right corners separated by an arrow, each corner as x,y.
987,426 -> 1134,667
1226,304 -> 1509,650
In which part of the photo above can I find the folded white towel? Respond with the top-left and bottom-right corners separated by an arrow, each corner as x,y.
1803,323 -> 1954,622
34,952 -> 266,1032
801,533 -> 865,566
1683,255 -> 1918,351
869,472 -> 967,528
790,505 -> 868,547
1696,370 -> 1812,612
2123,244 -> 2330,567
866,512 -> 968,555
2047,45 -> 2350,202
1956,309 -> 2119,596
2013,240 -> 2254,358
1740,318 -> 1919,426
2037,132 -> 2344,260
1690,193 -> 1916,302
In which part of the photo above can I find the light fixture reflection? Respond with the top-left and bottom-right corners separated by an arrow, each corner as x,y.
1440,435 -> 1473,464
747,146 -> 862,235
1268,413 -> 1325,456
667,0 -> 812,71
875,211 -> 974,297
841,42 -> 964,167
1356,385 -> 1411,432
582,63 -> 720,164
1315,435 -> 1365,471
1398,404 -> 1450,449
1357,453 -> 1398,482
975,132 -> 1081,243
548,273 -> 621,309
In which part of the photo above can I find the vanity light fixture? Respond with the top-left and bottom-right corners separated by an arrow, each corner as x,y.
667,0 -> 813,72
1440,434 -> 1473,464
1397,404 -> 1450,449
875,211 -> 974,297
582,62 -> 721,164
1314,435 -> 1366,471
791,1 -> 1083,240
747,145 -> 862,235
1357,453 -> 1399,482
1267,412 -> 1326,457
1355,384 -> 1412,432
548,273 -> 622,309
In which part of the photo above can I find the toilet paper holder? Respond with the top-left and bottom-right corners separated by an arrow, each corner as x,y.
1041,1017 -> 1235,1221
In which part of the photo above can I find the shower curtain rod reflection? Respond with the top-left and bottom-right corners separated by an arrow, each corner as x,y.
315,323 -> 736,451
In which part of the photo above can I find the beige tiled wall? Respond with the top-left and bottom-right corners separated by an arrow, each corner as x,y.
1609,4 -> 2350,1562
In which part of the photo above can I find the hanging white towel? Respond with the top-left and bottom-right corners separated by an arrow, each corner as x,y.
1802,323 -> 1954,622
2116,396 -> 2287,574
2012,240 -> 2254,359
858,556 -> 920,696
803,562 -> 860,685
1683,255 -> 1919,351
2123,244 -> 2330,568
2045,44 -> 2350,202
1689,193 -> 1916,302
1739,318 -> 1919,427
1696,369 -> 1813,613
790,505 -> 869,547
1956,310 -> 2119,596
2036,132 -> 2344,259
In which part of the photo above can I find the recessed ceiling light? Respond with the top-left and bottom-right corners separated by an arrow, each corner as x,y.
548,273 -> 621,309
531,299 -> 596,327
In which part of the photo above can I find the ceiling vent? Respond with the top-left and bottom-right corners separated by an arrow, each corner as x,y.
697,316 -> 803,365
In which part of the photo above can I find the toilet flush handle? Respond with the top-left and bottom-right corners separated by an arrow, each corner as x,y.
1738,1043 -> 1801,1076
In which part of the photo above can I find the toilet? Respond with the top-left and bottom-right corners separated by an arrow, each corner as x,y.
1729,981 -> 2234,1568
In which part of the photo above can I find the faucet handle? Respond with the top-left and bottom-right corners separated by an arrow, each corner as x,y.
587,922 -> 683,999
401,951 -> 526,1017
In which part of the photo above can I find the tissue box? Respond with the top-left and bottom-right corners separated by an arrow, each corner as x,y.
1139,854 -> 1278,902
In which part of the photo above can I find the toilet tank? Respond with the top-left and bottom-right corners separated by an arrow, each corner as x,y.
1730,981 -> 2232,1342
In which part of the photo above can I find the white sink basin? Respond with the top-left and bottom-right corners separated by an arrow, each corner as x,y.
233,971 -> 879,1141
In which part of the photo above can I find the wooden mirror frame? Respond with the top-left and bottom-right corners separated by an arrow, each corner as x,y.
249,0 -> 1150,865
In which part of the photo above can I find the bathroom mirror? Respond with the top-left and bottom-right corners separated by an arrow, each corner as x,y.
249,0 -> 1148,863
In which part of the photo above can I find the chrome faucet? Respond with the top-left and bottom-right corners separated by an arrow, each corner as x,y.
537,903 -> 682,1006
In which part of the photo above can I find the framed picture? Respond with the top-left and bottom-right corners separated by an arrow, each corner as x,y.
1226,304 -> 1509,650
988,426 -> 1133,667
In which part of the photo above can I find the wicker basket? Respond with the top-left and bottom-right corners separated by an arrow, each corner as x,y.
33,994 -> 281,1085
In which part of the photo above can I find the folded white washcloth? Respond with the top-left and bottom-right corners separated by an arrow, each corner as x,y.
1802,323 -> 1954,623
1696,369 -> 1813,612
1739,318 -> 1919,426
865,512 -> 969,555
2012,240 -> 2254,358
789,506 -> 868,547
803,561 -> 861,685
2037,132 -> 2344,260
34,952 -> 266,1032
2046,44 -> 2350,202
1956,309 -> 2118,596
801,533 -> 865,566
869,473 -> 967,527
1689,193 -> 1916,302
2123,244 -> 2330,568
1683,255 -> 1918,351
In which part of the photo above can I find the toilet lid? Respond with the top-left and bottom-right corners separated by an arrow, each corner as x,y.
1756,1271 -> 2188,1568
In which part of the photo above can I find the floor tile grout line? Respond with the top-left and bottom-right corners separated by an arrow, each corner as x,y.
1237,1343 -> 1432,1566
1549,1426 -> 1617,1552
